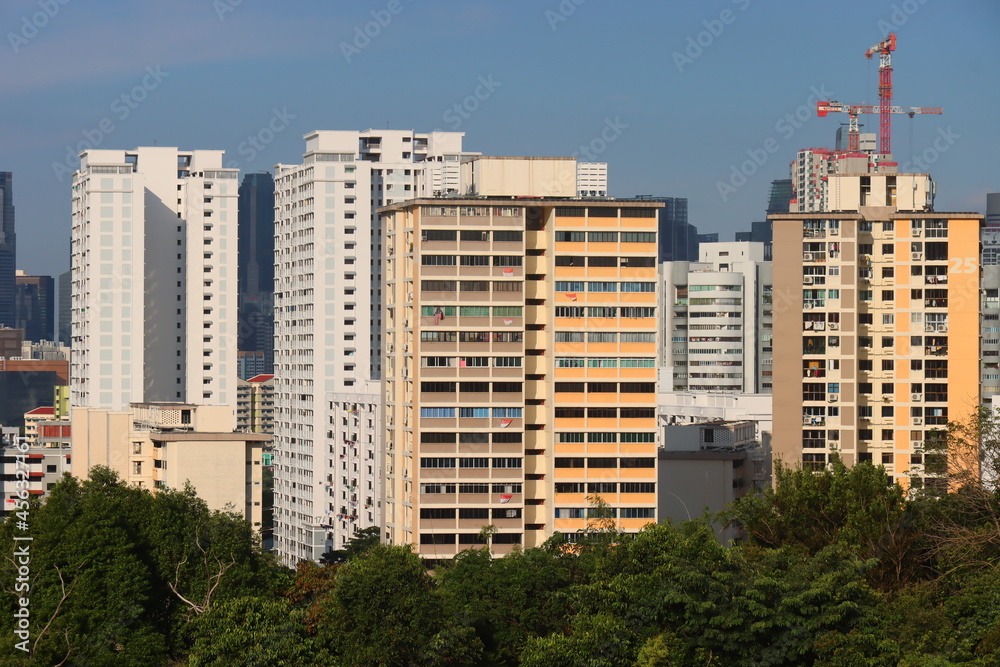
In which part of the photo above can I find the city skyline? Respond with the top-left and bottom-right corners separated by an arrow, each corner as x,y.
1,0 -> 997,280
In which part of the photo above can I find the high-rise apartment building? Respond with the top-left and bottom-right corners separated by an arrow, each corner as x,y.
380,177 -> 661,559
70,148 -> 239,413
661,242 -> 772,394
15,271 -> 54,342
0,173 -> 16,329
238,172 -> 275,376
271,129 -> 476,565
771,171 -> 983,488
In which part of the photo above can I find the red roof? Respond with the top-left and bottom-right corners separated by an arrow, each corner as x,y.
25,407 -> 55,416
248,374 -> 274,383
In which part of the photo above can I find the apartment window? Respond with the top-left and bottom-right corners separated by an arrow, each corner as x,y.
555,231 -> 585,242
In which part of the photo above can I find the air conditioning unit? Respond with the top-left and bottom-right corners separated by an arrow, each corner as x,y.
803,252 -> 814,261
913,229 -> 923,237
937,324 -> 947,332
913,417 -> 923,425
912,252 -> 923,261
803,276 -> 814,285
828,394 -> 839,402
828,322 -> 839,330
830,228 -> 840,235
925,324 -> 935,333
911,393 -> 923,401
802,416 -> 813,425
803,303 -> 813,310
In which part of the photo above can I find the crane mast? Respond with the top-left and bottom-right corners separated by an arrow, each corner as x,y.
866,33 -> 897,156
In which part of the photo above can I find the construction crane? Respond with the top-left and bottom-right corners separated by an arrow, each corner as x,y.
816,33 -> 941,156
866,33 -> 896,156
815,101 -> 942,152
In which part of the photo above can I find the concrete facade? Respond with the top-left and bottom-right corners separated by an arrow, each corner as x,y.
380,193 -> 661,558
70,148 -> 239,414
771,172 -> 983,488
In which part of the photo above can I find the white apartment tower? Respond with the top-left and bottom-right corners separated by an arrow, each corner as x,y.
271,129 -> 474,565
70,148 -> 238,414
661,242 -> 773,394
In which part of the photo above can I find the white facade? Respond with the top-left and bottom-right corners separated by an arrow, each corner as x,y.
271,129 -> 472,565
70,148 -> 238,416
576,162 -> 608,197
661,242 -> 772,395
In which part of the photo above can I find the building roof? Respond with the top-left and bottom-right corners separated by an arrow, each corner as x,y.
25,406 -> 55,416
248,374 -> 274,383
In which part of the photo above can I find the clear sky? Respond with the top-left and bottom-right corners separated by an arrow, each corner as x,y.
1,0 -> 997,278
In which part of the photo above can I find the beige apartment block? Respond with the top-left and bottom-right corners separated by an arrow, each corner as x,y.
380,192 -> 661,559
72,403 -> 267,528
772,172 -> 983,489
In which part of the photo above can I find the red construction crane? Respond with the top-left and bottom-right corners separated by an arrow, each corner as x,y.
866,33 -> 896,155
815,33 -> 941,156
815,101 -> 942,151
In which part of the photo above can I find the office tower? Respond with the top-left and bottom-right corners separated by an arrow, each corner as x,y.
271,129 -> 476,565
661,242 -> 772,394
0,173 -> 15,329
771,171 -> 983,489
640,196 -> 697,262
380,164 -> 660,559
58,269 -> 71,346
70,148 -> 238,413
766,179 -> 794,217
15,271 -> 54,342
238,172 -> 275,376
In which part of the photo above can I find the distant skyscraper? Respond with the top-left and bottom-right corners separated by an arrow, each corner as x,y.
14,271 -> 54,342
237,172 -> 275,377
637,196 -> 701,262
58,270 -> 71,346
71,147 -> 238,413
766,179 -> 793,216
0,173 -> 16,329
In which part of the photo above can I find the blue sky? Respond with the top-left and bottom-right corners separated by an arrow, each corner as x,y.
1,0 -> 997,278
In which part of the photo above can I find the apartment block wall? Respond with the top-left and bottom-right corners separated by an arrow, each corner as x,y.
381,198 -> 660,558
70,148 -> 238,414
772,209 -> 983,487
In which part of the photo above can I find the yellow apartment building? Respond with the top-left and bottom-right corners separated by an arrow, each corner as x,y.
380,192 -> 662,558
771,172 -> 984,489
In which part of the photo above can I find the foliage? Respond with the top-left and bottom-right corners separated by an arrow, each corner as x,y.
0,467 -> 282,665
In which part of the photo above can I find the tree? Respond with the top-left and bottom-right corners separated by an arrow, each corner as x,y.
915,408 -> 1000,577
315,544 -> 448,665
319,525 -> 381,565
728,456 -> 921,589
